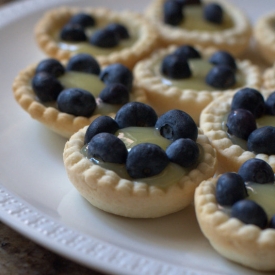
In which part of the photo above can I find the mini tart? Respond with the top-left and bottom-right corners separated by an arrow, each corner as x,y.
134,45 -> 262,125
254,12 -> 275,65
63,128 -> 217,218
12,63 -> 147,139
195,177 -> 275,271
144,0 -> 251,57
199,91 -> 275,174
34,6 -> 159,69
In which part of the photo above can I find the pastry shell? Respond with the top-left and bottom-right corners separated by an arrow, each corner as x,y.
144,0 -> 251,57
35,6 -> 160,69
133,45 -> 262,125
199,91 -> 275,173
63,128 -> 217,218
12,63 -> 147,139
195,177 -> 275,271
254,12 -> 275,65
263,65 -> 275,91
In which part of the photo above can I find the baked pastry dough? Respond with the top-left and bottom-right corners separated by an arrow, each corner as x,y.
144,0 -> 251,57
195,177 -> 275,271
263,65 -> 275,91
35,6 -> 159,69
12,63 -> 147,139
254,12 -> 275,65
199,91 -> 275,173
63,127 -> 217,218
134,45 -> 262,125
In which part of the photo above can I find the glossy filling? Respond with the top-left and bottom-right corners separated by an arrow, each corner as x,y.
82,126 -> 202,187
171,5 -> 233,31
154,58 -> 244,91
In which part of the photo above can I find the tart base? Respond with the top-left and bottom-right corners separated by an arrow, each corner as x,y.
63,128 -> 217,218
195,177 -> 275,271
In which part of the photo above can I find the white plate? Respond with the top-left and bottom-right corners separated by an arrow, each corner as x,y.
0,1 -> 272,274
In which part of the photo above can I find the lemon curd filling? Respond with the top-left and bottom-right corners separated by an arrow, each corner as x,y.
177,5 -> 233,32
57,24 -> 137,55
154,58 -> 244,91
82,126 -> 202,187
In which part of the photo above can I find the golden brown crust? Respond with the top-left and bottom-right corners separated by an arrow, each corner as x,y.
63,128 -> 217,218
254,12 -> 275,65
35,6 -> 160,69
144,0 -> 251,57
199,91 -> 275,173
12,63 -> 148,139
263,66 -> 275,91
134,45 -> 262,125
195,177 -> 275,271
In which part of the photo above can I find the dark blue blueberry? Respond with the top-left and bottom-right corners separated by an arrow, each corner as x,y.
161,54 -> 191,79
209,51 -> 237,72
226,109 -> 256,140
231,200 -> 268,229
32,72 -> 63,102
238,158 -> 274,184
203,3 -> 223,24
216,173 -> 247,206
69,13 -> 95,28
173,45 -> 201,59
105,23 -> 129,39
87,133 -> 127,164
99,63 -> 133,91
84,116 -> 119,144
265,91 -> 275,115
66,53 -> 100,75
57,88 -> 96,117
247,126 -> 275,155
90,28 -> 119,48
163,0 -> 183,26
99,83 -> 129,105
175,0 -> 201,5
270,215 -> 275,228
35,59 -> 65,77
126,143 -> 169,178
166,138 -> 199,167
205,65 -> 235,89
231,88 -> 265,118
115,102 -> 158,129
60,23 -> 87,42
155,109 -> 198,141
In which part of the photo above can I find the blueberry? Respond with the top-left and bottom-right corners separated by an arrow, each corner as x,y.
247,126 -> 275,155
161,54 -> 191,79
32,72 -> 64,102
173,45 -> 201,59
99,63 -> 133,91
57,88 -> 96,117
66,53 -> 100,75
115,102 -> 158,128
203,3 -> 223,24
99,83 -> 129,105
155,109 -> 198,141
205,65 -> 235,89
35,59 -> 65,77
231,200 -> 268,229
84,116 -> 119,144
175,0 -> 201,5
226,109 -> 256,140
209,51 -> 237,72
166,138 -> 199,167
163,0 -> 183,26
238,158 -> 274,184
265,91 -> 275,115
69,13 -> 95,28
270,215 -> 275,228
216,173 -> 248,206
126,143 -> 169,178
105,23 -> 129,39
231,88 -> 265,118
90,28 -> 119,48
87,133 -> 127,164
60,23 -> 87,42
